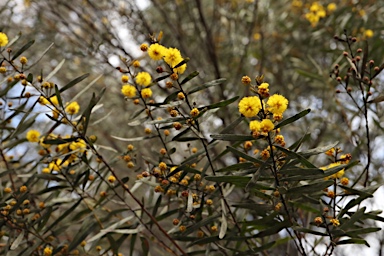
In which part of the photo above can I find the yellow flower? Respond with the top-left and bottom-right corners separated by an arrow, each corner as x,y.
249,120 -> 261,132
260,119 -> 274,133
50,96 -> 59,105
65,102 -> 80,115
190,108 -> 200,117
121,84 -> 137,98
108,175 -> 116,183
330,218 -> 340,226
321,162 -> 344,179
327,3 -> 337,12
69,139 -> 87,152
26,130 -> 40,142
364,29 -> 374,38
0,32 -> 8,47
148,43 -> 166,60
48,159 -> 63,171
267,94 -> 288,115
140,43 -> 148,52
43,247 -> 53,256
164,47 -> 187,74
38,96 -> 49,105
141,88 -> 152,99
241,76 -> 251,85
135,72 -> 151,87
238,96 -> 262,117
121,75 -> 129,83
164,48 -> 182,67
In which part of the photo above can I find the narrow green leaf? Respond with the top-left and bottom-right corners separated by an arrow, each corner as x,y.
296,69 -> 323,81
180,71 -> 199,85
174,58 -> 190,68
154,73 -> 170,82
336,238 -> 370,247
11,40 -> 35,60
187,236 -> 220,246
182,215 -> 220,236
26,73 -> 33,83
339,207 -> 366,230
210,134 -> 254,141
205,96 -> 239,110
204,175 -> 251,186
275,109 -> 311,129
45,59 -> 66,81
44,198 -> 82,234
286,180 -> 333,195
59,73 -> 89,93
187,78 -> 226,94
111,135 -> 158,142
10,230 -> 25,250
252,220 -> 291,238
280,167 -> 324,176
226,146 -> 264,165
275,145 -> 316,168
292,227 -> 327,236
140,237 -> 149,256
215,162 -> 255,173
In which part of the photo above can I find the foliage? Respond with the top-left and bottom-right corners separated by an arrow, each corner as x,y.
0,0 -> 384,255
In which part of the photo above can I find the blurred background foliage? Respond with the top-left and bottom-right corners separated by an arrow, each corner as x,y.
1,0 -> 384,255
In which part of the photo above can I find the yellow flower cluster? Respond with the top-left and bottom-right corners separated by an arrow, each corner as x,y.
239,77 -> 289,147
238,96 -> 262,117
0,32 -> 8,47
322,151 -> 351,180
147,43 -> 187,74
121,84 -> 137,98
305,2 -> 326,27
65,101 -> 80,115
26,130 -> 40,142
135,72 -> 152,87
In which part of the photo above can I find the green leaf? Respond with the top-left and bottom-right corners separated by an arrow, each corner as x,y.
280,167 -> 324,176
11,40 -> 35,60
252,220 -> 291,238
174,58 -> 190,68
182,214 -> 220,236
292,227 -> 327,236
154,74 -> 170,82
187,78 -> 226,94
286,180 -> 333,195
226,146 -> 264,165
274,145 -> 317,168
44,198 -> 82,234
336,238 -> 370,247
339,207 -> 366,230
289,201 -> 322,214
111,135 -> 158,142
54,84 -> 64,108
210,134 -> 254,141
180,71 -> 199,85
43,137 -> 80,145
275,109 -> 311,129
80,88 -> 105,135
299,141 -> 339,157
140,237 -> 149,256
215,162 -> 255,173
296,69 -> 323,81
204,175 -> 251,187
45,59 -> 66,81
68,218 -> 98,252
205,96 -> 239,110
59,73 -> 89,93
26,73 -> 33,83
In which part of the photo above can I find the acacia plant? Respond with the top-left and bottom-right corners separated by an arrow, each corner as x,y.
0,13 -> 383,256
